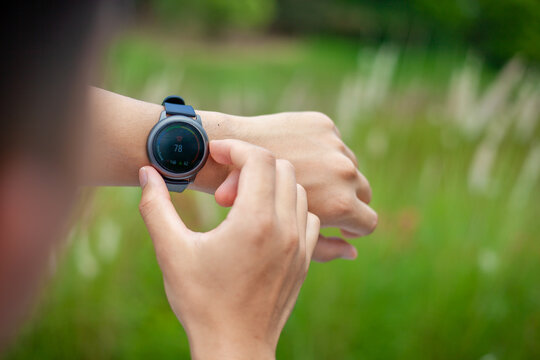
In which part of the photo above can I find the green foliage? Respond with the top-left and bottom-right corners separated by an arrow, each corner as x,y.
146,0 -> 275,33
144,0 -> 540,65
413,0 -> 540,65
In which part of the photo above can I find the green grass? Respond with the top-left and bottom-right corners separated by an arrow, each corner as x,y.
5,33 -> 540,359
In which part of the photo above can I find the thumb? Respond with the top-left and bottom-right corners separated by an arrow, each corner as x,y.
312,235 -> 358,263
138,166 -> 190,258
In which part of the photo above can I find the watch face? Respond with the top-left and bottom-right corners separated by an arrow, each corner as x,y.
152,122 -> 205,173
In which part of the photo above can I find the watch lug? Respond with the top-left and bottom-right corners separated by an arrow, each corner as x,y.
160,111 -> 201,125
159,110 -> 167,121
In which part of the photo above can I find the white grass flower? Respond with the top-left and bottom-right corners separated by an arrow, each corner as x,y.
468,141 -> 496,194
75,232 -> 99,279
468,111 -> 513,195
447,53 -> 481,127
97,219 -> 121,262
365,128 -> 389,158
510,142 -> 540,209
478,249 -> 499,275
513,82 -> 540,142
463,58 -> 524,138
364,44 -> 398,109
336,73 -> 362,133
336,45 -> 398,133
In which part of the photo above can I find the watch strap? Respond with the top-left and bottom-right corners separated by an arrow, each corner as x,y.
165,178 -> 190,193
162,95 -> 196,118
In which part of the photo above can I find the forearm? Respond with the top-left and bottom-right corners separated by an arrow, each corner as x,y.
84,87 -> 238,193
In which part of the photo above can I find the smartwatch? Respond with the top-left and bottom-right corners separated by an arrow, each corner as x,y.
147,95 -> 209,192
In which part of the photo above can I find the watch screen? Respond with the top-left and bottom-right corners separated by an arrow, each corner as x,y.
153,122 -> 205,173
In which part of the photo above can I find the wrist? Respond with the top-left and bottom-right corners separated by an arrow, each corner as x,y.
190,110 -> 243,193
188,331 -> 275,360
85,89 -> 252,188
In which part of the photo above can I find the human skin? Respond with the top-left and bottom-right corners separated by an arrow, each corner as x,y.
86,87 -> 378,262
138,139 -> 320,360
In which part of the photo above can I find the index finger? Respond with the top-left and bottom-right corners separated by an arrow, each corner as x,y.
210,139 -> 276,210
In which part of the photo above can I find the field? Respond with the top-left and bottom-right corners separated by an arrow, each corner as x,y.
5,32 -> 540,359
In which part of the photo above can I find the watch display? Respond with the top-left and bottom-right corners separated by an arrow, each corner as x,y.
152,122 -> 205,173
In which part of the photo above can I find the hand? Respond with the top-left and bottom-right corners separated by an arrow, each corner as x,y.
85,89 -> 375,262
196,111 -> 377,262
138,139 -> 320,360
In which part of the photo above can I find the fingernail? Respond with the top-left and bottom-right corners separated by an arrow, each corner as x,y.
139,167 -> 148,188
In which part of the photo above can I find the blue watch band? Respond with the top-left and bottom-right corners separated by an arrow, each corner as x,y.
162,95 -> 197,118
165,179 -> 190,193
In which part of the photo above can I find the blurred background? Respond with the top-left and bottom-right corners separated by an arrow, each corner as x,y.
4,0 -> 540,359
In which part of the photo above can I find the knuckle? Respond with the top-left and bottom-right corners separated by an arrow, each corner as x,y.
337,157 -> 358,180
328,135 -> 346,150
331,196 -> 354,217
335,140 -> 347,153
283,231 -> 300,254
333,124 -> 342,137
282,218 -> 299,242
305,111 -> 335,128
366,211 -> 379,234
286,228 -> 299,244
256,148 -> 276,166
277,217 -> 300,253
364,183 -> 373,204
350,154 -> 359,167
357,173 -> 373,204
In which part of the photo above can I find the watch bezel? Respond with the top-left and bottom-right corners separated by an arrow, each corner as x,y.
147,115 -> 209,180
